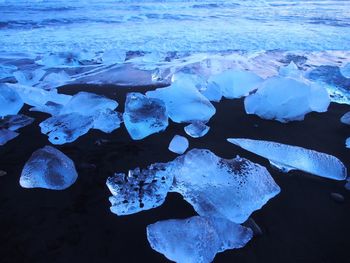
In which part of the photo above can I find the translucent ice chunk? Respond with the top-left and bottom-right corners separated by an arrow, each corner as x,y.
0,114 -> 34,131
106,163 -> 175,215
123,92 -> 168,140
19,145 -> 78,190
146,76 -> 215,123
0,84 -> 23,117
184,121 -> 210,138
278,61 -> 302,79
244,77 -> 330,122
147,216 -> 253,263
170,149 -> 280,223
340,111 -> 350,125
40,113 -> 94,145
0,129 -> 19,146
168,135 -> 189,154
207,70 -> 263,99
93,109 -> 123,133
228,138 -> 347,180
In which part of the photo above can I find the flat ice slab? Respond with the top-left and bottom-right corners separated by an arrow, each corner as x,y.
168,135 -> 189,154
147,216 -> 253,263
228,138 -> 347,181
20,146 -> 78,190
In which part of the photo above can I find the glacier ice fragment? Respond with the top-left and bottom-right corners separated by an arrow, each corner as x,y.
184,121 -> 210,138
0,129 -> 19,146
0,84 -> 23,117
168,135 -> 189,154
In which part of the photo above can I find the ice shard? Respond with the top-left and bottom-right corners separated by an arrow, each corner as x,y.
123,92 -> 168,140
106,163 -> 175,215
170,149 -> 280,223
168,135 -> 189,154
19,146 -> 78,190
184,121 -> 210,138
228,138 -> 347,180
147,216 -> 253,263
0,129 -> 19,146
93,109 -> 123,133
0,84 -> 23,117
0,114 -> 34,131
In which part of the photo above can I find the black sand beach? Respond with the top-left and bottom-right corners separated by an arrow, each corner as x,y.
1,84 -> 350,263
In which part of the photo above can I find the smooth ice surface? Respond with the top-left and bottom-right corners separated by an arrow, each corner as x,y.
0,114 -> 34,131
228,138 -> 347,181
123,92 -> 168,140
147,216 -> 253,263
170,149 -> 280,223
19,145 -> 78,190
107,163 -> 175,215
168,135 -> 189,155
40,113 -> 94,145
184,122 -> 210,138
245,76 -> 330,122
0,84 -> 23,117
340,111 -> 350,125
207,70 -> 263,99
0,129 -> 18,146
146,77 -> 215,123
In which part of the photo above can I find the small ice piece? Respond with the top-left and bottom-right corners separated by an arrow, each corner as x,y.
207,70 -> 263,99
0,114 -> 34,131
168,135 -> 189,154
0,129 -> 19,146
184,121 -> 210,138
0,84 -> 23,117
278,61 -> 302,79
123,92 -> 168,140
106,163 -> 175,215
244,77 -> 330,122
340,111 -> 350,125
93,109 -> 123,133
170,149 -> 280,223
340,63 -> 350,78
60,91 -> 118,116
19,146 -> 78,190
228,138 -> 347,180
146,76 -> 215,123
147,216 -> 253,263
346,137 -> 350,149
40,113 -> 94,145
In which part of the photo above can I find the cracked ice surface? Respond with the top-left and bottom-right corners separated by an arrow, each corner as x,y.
228,138 -> 347,181
19,145 -> 78,190
147,216 -> 253,263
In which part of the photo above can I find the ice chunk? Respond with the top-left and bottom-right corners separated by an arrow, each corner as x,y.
60,91 -> 118,116
106,163 -> 175,215
0,114 -> 34,131
244,77 -> 330,122
0,129 -> 19,146
278,61 -> 302,79
340,111 -> 350,125
147,216 -> 253,263
228,138 -> 347,180
40,113 -> 94,145
207,70 -> 263,99
93,109 -> 122,133
0,84 -> 23,117
19,146 -> 78,190
37,71 -> 70,89
168,135 -> 189,154
184,121 -> 210,138
340,63 -> 350,78
146,76 -> 215,123
123,92 -> 168,140
201,80 -> 223,102
13,68 -> 45,86
170,149 -> 280,223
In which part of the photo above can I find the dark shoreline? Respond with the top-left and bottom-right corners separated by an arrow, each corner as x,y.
1,84 -> 350,263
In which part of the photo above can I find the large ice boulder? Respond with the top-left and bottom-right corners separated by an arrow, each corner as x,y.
207,69 -> 263,99
228,138 -> 347,180
123,92 -> 168,140
0,84 -> 23,117
147,216 -> 253,263
20,146 -> 78,190
244,76 -> 330,122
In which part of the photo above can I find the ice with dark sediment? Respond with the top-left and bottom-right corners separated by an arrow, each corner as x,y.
244,76 -> 330,122
168,135 -> 189,154
106,163 -> 175,215
207,69 -> 263,99
340,111 -> 350,125
19,145 -> 78,190
0,114 -> 34,131
184,121 -> 210,138
0,129 -> 19,146
40,113 -> 94,145
123,92 -> 168,140
228,138 -> 347,181
146,74 -> 216,123
147,216 -> 253,263
0,84 -> 23,117
169,149 -> 280,223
